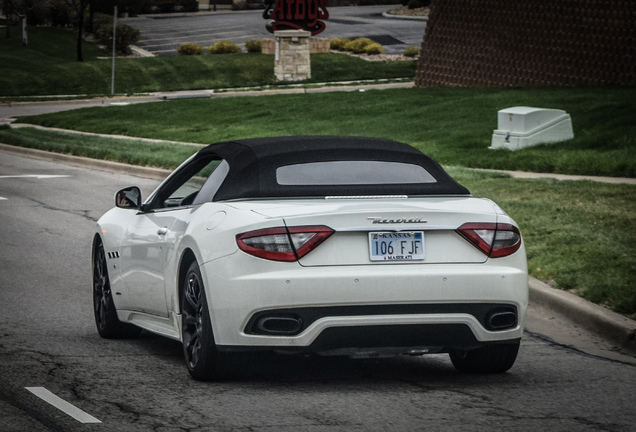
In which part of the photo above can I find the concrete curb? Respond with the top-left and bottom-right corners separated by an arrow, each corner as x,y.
1,81 -> 414,107
529,277 -> 636,355
0,94 -> 161,108
0,143 -> 172,181
8,123 -> 205,148
130,45 -> 155,58
382,11 -> 428,21
474,168 -> 636,185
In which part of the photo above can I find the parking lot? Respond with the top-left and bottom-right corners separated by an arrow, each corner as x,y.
123,5 -> 428,55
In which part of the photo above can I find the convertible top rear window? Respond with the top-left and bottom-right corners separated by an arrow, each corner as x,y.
169,136 -> 470,201
276,161 -> 437,185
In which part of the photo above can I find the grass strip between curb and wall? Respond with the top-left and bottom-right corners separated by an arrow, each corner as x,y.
9,86 -> 636,178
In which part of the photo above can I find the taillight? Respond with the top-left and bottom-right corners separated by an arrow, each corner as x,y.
236,226 -> 334,262
457,223 -> 522,258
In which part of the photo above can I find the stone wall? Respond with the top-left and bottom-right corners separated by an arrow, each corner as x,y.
262,38 -> 330,54
262,39 -> 276,54
274,30 -> 312,81
309,38 -> 331,53
415,0 -> 636,87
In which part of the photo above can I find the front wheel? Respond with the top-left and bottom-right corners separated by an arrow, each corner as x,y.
181,261 -> 234,381
449,341 -> 520,374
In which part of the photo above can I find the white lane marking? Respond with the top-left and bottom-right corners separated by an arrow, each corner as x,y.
0,175 -> 72,179
0,196 -> 6,200
25,387 -> 102,424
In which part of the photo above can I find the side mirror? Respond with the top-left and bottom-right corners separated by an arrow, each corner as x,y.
115,186 -> 142,209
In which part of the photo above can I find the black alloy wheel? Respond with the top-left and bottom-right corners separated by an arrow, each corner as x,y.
181,261 -> 232,381
93,239 -> 140,338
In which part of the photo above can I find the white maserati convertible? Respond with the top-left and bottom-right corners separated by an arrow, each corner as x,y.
92,136 -> 528,380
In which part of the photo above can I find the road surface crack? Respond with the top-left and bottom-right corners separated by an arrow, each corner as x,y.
25,196 -> 98,222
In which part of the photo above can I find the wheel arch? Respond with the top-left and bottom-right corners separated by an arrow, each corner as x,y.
177,248 -> 224,345
92,233 -> 103,269
177,248 -> 198,314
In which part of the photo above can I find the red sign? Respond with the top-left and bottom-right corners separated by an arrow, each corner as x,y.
263,0 -> 329,36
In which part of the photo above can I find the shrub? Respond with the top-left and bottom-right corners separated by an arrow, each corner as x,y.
47,0 -> 73,27
90,13 -> 113,34
403,46 -> 420,57
92,0 -> 148,15
344,37 -> 374,54
24,0 -> 49,26
231,0 -> 247,10
408,0 -> 430,9
209,40 -> 242,54
364,42 -> 384,55
245,39 -> 262,53
329,38 -> 351,51
358,0 -> 397,4
96,23 -> 141,55
177,43 -> 203,55
179,0 -> 199,12
155,0 -> 175,12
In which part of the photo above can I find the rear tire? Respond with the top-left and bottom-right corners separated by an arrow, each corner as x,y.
93,239 -> 141,339
181,261 -> 234,381
449,341 -> 520,374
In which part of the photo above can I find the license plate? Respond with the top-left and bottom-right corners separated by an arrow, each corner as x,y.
369,232 -> 425,261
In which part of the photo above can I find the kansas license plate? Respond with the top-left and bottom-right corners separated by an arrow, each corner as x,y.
369,232 -> 425,261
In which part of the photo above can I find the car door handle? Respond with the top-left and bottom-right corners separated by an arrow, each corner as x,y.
157,227 -> 169,236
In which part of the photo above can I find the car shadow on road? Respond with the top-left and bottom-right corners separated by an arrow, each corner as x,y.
132,331 -> 524,386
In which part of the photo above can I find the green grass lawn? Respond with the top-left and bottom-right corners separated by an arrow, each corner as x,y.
0,25 -> 416,97
0,127 -> 200,169
449,168 -> 636,318
13,86 -> 636,177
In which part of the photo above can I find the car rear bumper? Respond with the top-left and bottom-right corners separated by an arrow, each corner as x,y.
201,253 -> 528,352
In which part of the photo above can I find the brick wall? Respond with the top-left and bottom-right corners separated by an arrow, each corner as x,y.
415,0 -> 636,87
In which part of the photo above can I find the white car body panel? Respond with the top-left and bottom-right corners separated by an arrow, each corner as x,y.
238,198 -> 500,266
201,248 -> 527,348
97,197 -> 528,349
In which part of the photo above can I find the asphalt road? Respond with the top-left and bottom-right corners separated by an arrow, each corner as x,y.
123,5 -> 427,55
1,150 -> 636,431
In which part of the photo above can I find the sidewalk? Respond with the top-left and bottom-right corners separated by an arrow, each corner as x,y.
0,81 -> 414,125
473,168 -> 636,185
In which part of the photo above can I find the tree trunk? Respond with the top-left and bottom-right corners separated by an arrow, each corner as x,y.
76,0 -> 86,61
87,0 -> 94,34
4,0 -> 12,39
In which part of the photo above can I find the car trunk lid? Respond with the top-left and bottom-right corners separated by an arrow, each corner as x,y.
242,198 -> 498,266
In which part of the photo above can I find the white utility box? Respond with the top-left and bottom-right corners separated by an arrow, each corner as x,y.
490,107 -> 574,150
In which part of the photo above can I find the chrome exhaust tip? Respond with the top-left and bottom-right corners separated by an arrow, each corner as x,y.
486,310 -> 517,330
255,316 -> 303,335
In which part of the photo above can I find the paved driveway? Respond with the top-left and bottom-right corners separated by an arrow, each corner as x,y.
123,5 -> 427,55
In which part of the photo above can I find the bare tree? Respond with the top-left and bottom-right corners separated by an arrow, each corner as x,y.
2,0 -> 16,38
61,0 -> 89,61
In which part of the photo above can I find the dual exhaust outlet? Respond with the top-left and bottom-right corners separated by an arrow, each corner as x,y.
252,308 -> 518,336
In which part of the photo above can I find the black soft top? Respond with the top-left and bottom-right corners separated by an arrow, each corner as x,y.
201,136 -> 470,201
